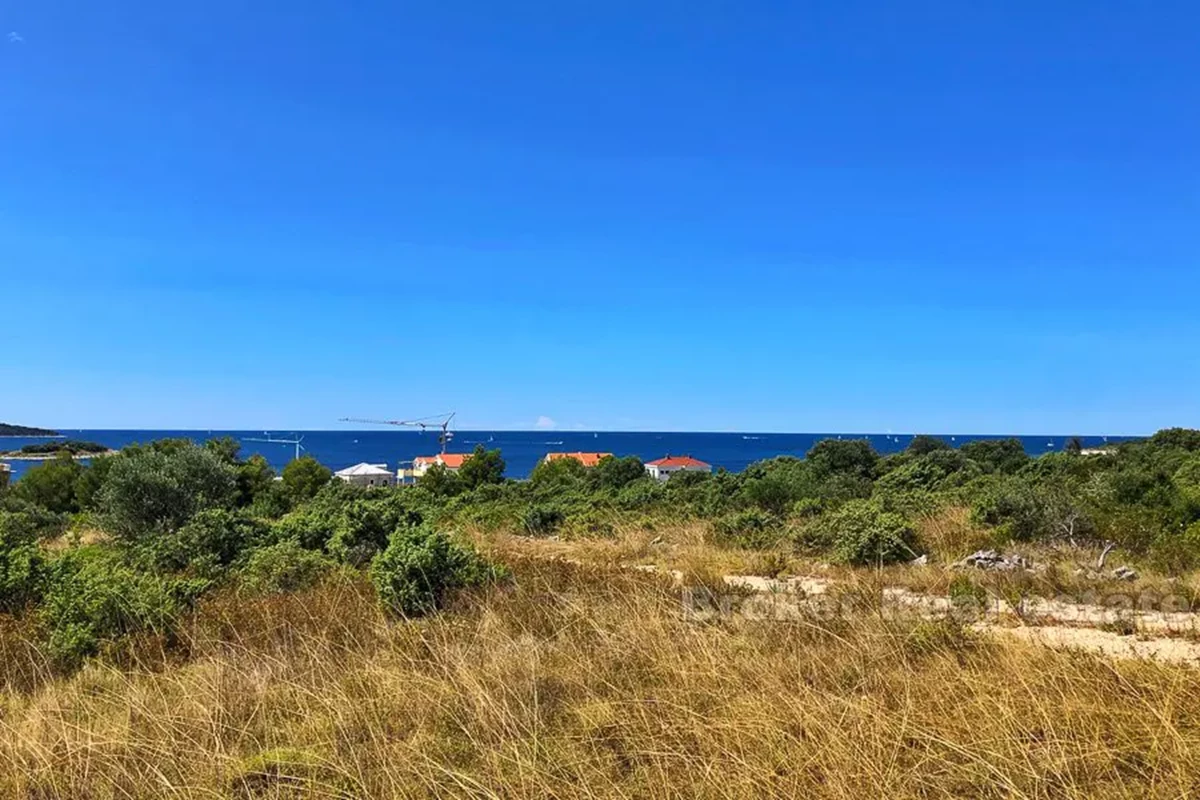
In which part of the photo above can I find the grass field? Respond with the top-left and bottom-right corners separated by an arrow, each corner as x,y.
2,529 -> 1200,799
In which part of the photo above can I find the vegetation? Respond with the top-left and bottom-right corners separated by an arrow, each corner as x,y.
0,422 -> 59,436
4,430 -> 1200,794
12,439 -> 108,455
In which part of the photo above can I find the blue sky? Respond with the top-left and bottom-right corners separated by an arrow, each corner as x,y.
1,1 -> 1197,434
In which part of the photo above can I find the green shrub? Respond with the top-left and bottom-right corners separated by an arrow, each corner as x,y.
907,435 -> 952,455
711,510 -> 784,549
529,457 -> 587,490
523,505 -> 564,536
11,453 -> 83,513
969,477 -> 1046,541
143,508 -> 269,576
875,450 -> 981,494
805,439 -> 878,481
280,456 -> 333,503
457,446 -> 506,490
74,454 -> 116,511
327,494 -> 425,566
248,481 -> 294,519
589,456 -> 647,492
40,547 -> 199,669
792,497 -> 825,518
821,500 -> 917,566
615,480 -> 666,510
238,540 -> 336,594
0,511 -> 48,611
370,526 -> 506,617
97,444 -> 238,540
960,438 -> 1030,475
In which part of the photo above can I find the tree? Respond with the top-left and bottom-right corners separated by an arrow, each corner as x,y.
804,439 -> 878,480
237,454 -> 276,507
907,435 -> 951,456
12,453 -> 83,513
590,456 -> 647,491
960,438 -> 1029,474
1066,437 -> 1084,456
530,456 -> 587,490
458,445 -> 506,490
417,463 -> 462,496
74,454 -> 116,511
204,436 -> 242,465
1149,428 -> 1200,452
97,444 -> 238,540
281,456 -> 332,503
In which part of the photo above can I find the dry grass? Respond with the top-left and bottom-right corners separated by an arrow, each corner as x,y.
3,553 -> 1200,798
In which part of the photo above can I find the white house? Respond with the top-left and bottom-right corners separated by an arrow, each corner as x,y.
645,455 -> 712,481
335,462 -> 395,487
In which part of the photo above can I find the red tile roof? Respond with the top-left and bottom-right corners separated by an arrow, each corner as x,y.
647,455 -> 710,468
545,452 -> 614,467
415,453 -> 470,469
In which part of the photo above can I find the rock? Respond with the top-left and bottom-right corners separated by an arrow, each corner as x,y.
910,554 -> 929,566
955,549 -> 1034,572
1112,566 -> 1138,582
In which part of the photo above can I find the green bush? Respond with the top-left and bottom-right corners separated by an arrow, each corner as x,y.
711,509 -> 784,549
960,438 -> 1029,475
280,456 -> 333,503
0,511 -> 48,611
40,547 -> 200,669
74,454 -> 116,511
370,526 -> 506,617
875,450 -> 982,494
821,500 -> 917,566
238,540 -> 336,594
328,494 -> 425,566
805,439 -> 879,481
144,508 -> 269,576
589,456 -> 647,492
12,453 -> 83,513
249,481 -> 294,519
969,477 -> 1046,541
457,445 -> 506,490
97,444 -> 238,540
523,505 -> 564,536
615,479 -> 666,510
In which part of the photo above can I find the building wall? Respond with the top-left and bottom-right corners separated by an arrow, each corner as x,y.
647,464 -> 710,482
338,473 -> 395,488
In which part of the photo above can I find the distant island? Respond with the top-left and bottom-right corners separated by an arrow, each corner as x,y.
0,422 -> 61,437
0,440 -> 115,460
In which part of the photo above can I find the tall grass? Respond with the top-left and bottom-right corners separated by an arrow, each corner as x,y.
2,557 -> 1199,798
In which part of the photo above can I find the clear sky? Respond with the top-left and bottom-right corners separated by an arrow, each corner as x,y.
2,1 -> 1197,434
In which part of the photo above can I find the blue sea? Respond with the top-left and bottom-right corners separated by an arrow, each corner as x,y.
1,430 -> 1135,481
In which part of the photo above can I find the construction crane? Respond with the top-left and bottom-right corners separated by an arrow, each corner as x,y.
244,433 -> 305,462
339,412 -> 456,454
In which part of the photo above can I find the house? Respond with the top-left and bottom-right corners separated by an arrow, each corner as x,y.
645,455 -> 711,481
410,453 -> 471,479
543,452 -> 614,468
335,462 -> 395,487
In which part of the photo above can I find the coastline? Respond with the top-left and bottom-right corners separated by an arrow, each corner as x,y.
0,449 -> 118,461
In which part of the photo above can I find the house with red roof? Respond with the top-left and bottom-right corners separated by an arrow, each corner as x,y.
411,452 -> 471,479
645,455 -> 712,481
543,452 -> 614,468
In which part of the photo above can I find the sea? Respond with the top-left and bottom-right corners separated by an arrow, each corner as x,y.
0,430 -> 1135,481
